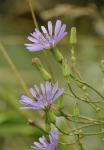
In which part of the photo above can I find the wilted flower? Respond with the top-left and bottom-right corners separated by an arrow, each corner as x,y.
25,20 -> 67,52
19,81 -> 64,110
32,128 -> 59,150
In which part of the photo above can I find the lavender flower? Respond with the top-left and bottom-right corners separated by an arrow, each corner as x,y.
25,20 -> 67,52
32,128 -> 59,150
19,81 -> 64,110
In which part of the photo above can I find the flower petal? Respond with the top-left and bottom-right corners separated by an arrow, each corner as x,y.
30,88 -> 36,97
19,99 -> 33,105
32,128 -> 59,150
27,36 -> 39,43
33,29 -> 46,42
25,43 -> 44,52
21,95 -> 33,102
45,82 -> 52,105
46,81 -> 51,93
34,84 -> 40,95
39,136 -> 48,146
50,128 -> 59,146
52,88 -> 64,102
41,26 -> 50,41
54,24 -> 67,43
55,32 -> 67,45
40,84 -> 45,96
54,20 -> 62,36
48,21 -> 52,36
20,100 -> 44,110
52,82 -> 58,96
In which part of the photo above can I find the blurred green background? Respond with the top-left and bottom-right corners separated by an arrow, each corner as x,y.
0,0 -> 104,149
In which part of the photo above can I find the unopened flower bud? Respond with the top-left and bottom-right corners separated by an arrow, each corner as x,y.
32,57 -> 52,81
32,57 -> 41,66
70,27 -> 77,45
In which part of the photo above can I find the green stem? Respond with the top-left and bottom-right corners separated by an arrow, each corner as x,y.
45,109 -> 51,132
67,80 -> 99,112
55,122 -> 104,137
60,111 -> 99,124
27,0 -> 39,29
70,74 -> 104,100
65,92 -> 103,103
77,134 -> 84,150
82,130 -> 104,136
43,50 -> 55,82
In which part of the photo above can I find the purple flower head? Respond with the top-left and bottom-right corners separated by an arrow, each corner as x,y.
25,20 -> 67,52
19,81 -> 64,110
32,128 -> 59,150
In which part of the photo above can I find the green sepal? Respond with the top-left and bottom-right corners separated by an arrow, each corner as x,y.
52,48 -> 64,63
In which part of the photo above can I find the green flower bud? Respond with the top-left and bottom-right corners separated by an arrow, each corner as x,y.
32,57 -> 52,81
70,27 -> 77,45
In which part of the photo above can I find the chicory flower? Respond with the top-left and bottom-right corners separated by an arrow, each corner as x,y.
19,81 -> 64,110
25,20 -> 67,52
32,128 -> 59,150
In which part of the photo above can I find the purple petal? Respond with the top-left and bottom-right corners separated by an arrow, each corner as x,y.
45,82 -> 52,105
20,100 -> 44,109
48,21 -> 52,36
55,32 -> 67,44
27,36 -> 39,43
52,88 -> 64,102
52,82 -> 58,96
20,106 -> 40,110
19,99 -> 36,106
54,24 -> 67,43
19,99 -> 33,105
54,20 -> 62,36
41,26 -> 48,34
33,29 -> 46,42
46,81 -> 51,93
32,128 -> 59,150
50,128 -> 59,146
19,94 -> 44,109
21,95 -> 32,102
34,85 -> 40,95
39,136 -> 48,146
33,141 -> 43,148
40,84 -> 45,96
41,26 -> 50,41
25,43 -> 44,52
30,88 -> 36,97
